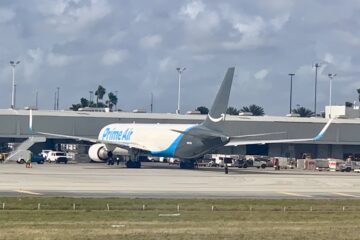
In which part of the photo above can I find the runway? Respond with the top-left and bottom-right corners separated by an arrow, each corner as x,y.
0,163 -> 360,199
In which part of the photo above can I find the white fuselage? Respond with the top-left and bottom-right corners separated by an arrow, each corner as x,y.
98,123 -> 196,157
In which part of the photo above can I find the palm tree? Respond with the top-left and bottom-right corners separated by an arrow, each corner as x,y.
95,85 -> 106,107
240,104 -> 265,116
226,106 -> 239,115
107,92 -> 118,111
196,106 -> 209,114
292,107 -> 314,117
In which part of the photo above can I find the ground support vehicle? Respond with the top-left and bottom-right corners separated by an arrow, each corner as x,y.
17,154 -> 45,164
47,151 -> 68,164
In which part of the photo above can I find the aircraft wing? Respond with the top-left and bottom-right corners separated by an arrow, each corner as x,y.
37,131 -> 151,152
226,118 -> 333,146
37,131 -> 98,143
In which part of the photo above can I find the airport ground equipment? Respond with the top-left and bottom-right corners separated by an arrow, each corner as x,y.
5,136 -> 46,162
46,151 -> 68,164
17,152 -> 45,164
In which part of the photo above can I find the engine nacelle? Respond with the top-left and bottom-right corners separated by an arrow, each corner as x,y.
88,144 -> 111,162
88,144 -> 129,162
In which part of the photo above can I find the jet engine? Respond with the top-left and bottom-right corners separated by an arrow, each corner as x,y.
88,144 -> 112,162
88,144 -> 129,162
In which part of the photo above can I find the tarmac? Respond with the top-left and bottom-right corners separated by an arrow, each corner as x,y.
0,162 -> 359,199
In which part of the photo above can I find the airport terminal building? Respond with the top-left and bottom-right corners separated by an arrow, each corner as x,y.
1,108 -> 360,160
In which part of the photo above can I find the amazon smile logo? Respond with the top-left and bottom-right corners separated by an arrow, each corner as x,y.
208,113 -> 225,123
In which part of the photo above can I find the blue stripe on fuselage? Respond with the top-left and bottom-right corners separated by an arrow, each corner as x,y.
150,126 -> 195,157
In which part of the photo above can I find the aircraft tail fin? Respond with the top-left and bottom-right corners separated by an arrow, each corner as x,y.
202,67 -> 235,131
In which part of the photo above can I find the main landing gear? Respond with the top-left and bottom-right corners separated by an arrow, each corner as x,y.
125,150 -> 141,168
179,159 -> 197,169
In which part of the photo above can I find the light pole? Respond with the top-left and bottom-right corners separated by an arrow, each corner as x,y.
89,91 -> 94,107
328,73 -> 336,118
9,60 -> 20,109
313,62 -> 322,116
56,87 -> 60,110
288,73 -> 295,114
176,67 -> 186,114
150,92 -> 153,113
35,91 -> 38,109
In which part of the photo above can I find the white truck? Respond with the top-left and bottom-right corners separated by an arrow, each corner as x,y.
208,154 -> 239,167
46,151 -> 68,164
252,159 -> 267,169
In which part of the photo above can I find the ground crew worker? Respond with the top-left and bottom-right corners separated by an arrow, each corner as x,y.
274,158 -> 280,170
26,152 -> 33,168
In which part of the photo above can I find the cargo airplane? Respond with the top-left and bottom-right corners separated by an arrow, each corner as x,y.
30,67 -> 333,168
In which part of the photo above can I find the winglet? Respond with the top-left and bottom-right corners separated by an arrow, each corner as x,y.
313,118 -> 333,141
29,109 -> 33,132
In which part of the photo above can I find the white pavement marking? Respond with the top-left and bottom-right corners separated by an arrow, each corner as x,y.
333,192 -> 360,198
15,189 -> 43,196
278,192 -> 312,198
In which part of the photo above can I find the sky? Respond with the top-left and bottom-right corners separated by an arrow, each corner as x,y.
0,0 -> 360,115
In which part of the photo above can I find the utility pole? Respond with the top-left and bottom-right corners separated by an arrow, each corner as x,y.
56,87 -> 60,110
288,73 -> 295,114
54,91 -> 57,110
35,91 -> 38,109
150,92 -> 153,113
9,60 -> 20,109
313,63 -> 322,116
176,67 -> 186,114
89,91 -> 93,104
328,73 -> 337,118
14,84 -> 17,108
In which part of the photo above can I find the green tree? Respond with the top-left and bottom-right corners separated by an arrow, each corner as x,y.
80,98 -> 89,107
95,85 -> 106,107
292,107 -> 314,117
226,106 -> 239,115
107,92 -> 118,111
196,106 -> 209,114
240,104 -> 265,116
70,104 -> 81,111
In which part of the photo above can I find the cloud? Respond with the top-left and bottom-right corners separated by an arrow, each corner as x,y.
180,0 -> 205,19
254,69 -> 269,80
47,52 -> 75,67
37,0 -> 111,33
139,34 -> 162,49
270,14 -> 290,31
159,57 -> 176,72
0,8 -> 15,23
1,0 -> 360,114
221,11 -> 268,50
101,49 -> 128,66
23,48 -> 45,82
